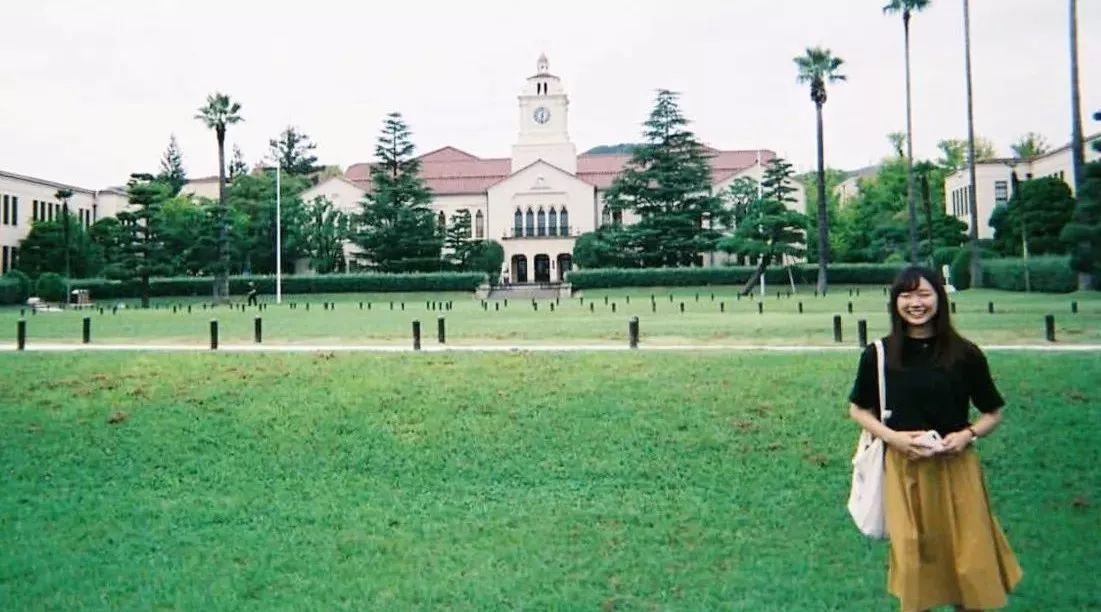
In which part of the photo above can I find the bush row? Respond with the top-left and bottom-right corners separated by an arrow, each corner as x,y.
67,272 -> 487,300
565,264 -> 905,289
981,256 -> 1093,293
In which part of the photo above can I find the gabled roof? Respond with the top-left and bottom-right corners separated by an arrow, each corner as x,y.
345,147 -> 774,195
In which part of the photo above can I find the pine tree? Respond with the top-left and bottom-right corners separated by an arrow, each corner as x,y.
444,209 -> 475,269
351,112 -> 441,272
718,158 -> 809,295
157,135 -> 188,196
113,174 -> 173,308
228,145 -> 249,179
269,127 -> 320,176
602,90 -> 728,267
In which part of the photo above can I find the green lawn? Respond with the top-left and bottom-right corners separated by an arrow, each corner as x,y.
2,286 -> 1100,347
1,351 -> 1098,609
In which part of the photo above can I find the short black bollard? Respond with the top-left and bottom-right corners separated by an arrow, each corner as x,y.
412,320 -> 421,350
82,317 -> 91,344
173,305 -> 177,313
669,294 -> 673,303
580,297 -> 585,305
112,305 -> 117,315
1045,315 -> 1056,342
847,302 -> 853,314
20,308 -> 24,317
757,302 -> 763,315
858,320 -> 868,347
401,302 -> 405,311
390,301 -> 394,310
987,302 -> 994,314
187,305 -> 192,314
679,302 -> 685,313
254,316 -> 262,344
882,287 -> 887,296
210,320 -> 218,350
626,296 -> 630,304
1071,301 -> 1078,314
736,294 -> 741,301
695,293 -> 699,302
533,302 -> 539,311
651,302 -> 656,313
17,319 -> 26,351
798,302 -> 803,314
833,315 -> 843,343
590,302 -> 594,312
306,303 -> 310,311
360,302 -> 364,310
504,299 -> 508,307
550,303 -> 555,312
437,316 -> 445,344
856,288 -> 861,297
368,302 -> 372,310
629,316 -> 639,349
720,302 -> 725,313
711,293 -> 715,301
604,296 -> 608,305
848,289 -> 853,297
611,303 -> 616,313
495,302 -> 500,311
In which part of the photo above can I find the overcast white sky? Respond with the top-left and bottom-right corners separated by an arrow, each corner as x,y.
2,0 -> 1099,189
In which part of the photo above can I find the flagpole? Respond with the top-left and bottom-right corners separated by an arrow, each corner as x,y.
276,163 -> 282,304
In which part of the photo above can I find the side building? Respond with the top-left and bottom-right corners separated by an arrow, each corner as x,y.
943,133 -> 1101,239
0,170 -> 129,274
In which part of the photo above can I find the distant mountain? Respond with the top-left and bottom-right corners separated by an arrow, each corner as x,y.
583,143 -> 640,155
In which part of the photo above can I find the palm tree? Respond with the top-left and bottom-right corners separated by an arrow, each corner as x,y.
1069,0 -> 1091,289
794,47 -> 846,295
883,0 -> 931,265
962,0 -> 983,287
194,92 -> 243,302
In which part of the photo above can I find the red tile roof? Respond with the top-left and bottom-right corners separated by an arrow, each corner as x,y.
345,147 -> 773,195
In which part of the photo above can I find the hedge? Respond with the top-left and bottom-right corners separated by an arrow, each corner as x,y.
0,279 -> 22,305
69,272 -> 487,300
981,256 -> 1087,293
565,264 -> 904,290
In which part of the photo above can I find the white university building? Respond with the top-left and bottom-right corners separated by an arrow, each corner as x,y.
304,55 -> 804,283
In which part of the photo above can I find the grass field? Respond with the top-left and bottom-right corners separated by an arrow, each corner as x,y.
1,351 -> 1099,609
2,286 -> 1100,347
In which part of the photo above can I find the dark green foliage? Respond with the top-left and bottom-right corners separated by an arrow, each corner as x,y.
69,272 -> 485,299
602,90 -> 729,267
228,145 -> 249,180
464,240 -> 505,281
111,175 -> 176,307
949,243 -> 998,289
443,210 -> 475,269
351,112 -> 442,272
981,257 -> 1086,293
1061,160 -> 1101,279
157,134 -> 188,196
567,263 -> 903,289
572,227 -> 639,269
0,278 -> 21,304
718,158 -> 809,293
301,196 -> 349,274
227,173 -> 310,274
15,214 -> 98,278
990,177 -> 1075,256
1,269 -> 31,303
35,272 -> 66,302
269,127 -> 319,176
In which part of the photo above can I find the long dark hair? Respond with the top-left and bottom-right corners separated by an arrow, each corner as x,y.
886,266 -> 970,369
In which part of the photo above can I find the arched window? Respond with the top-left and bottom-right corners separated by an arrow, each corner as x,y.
513,209 -> 522,237
548,207 -> 557,235
537,208 -> 546,236
475,210 -> 485,239
525,208 -> 535,236
601,207 -> 610,226
437,211 -> 446,231
612,210 -> 622,225
559,208 -> 569,236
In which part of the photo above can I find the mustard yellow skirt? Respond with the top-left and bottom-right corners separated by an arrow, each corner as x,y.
885,447 -> 1023,611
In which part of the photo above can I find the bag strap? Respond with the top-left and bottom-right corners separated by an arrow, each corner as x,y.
873,340 -> 891,422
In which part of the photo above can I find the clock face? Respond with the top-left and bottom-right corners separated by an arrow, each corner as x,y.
533,106 -> 550,124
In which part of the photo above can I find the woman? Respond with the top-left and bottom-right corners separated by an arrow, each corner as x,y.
848,266 -> 1022,611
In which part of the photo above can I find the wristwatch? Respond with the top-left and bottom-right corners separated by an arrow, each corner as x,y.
966,426 -> 980,441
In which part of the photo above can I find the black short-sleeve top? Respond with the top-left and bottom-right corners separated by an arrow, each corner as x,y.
848,335 -> 1004,436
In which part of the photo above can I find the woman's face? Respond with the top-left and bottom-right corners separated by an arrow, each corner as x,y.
896,276 -> 939,328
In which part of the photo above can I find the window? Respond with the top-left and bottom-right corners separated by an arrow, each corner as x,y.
475,210 -> 484,239
525,208 -> 534,236
2,195 -> 8,225
460,209 -> 472,238
548,207 -> 557,235
602,207 -> 610,225
994,181 -> 1008,206
514,209 -> 523,237
612,210 -> 622,225
437,211 -> 446,231
537,208 -> 546,236
10,197 -> 16,226
559,209 -> 569,235
1,246 -> 7,273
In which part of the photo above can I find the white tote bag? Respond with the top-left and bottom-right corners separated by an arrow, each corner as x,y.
847,340 -> 890,539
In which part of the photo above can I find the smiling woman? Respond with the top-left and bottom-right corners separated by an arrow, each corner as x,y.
847,266 -> 1022,611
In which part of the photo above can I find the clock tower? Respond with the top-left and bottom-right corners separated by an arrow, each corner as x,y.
511,54 -> 577,174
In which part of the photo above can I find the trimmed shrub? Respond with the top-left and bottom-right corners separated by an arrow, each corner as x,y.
982,256 -> 1080,293
0,278 -> 22,305
566,264 -> 903,290
70,272 -> 486,300
2,269 -> 32,303
35,272 -> 67,302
